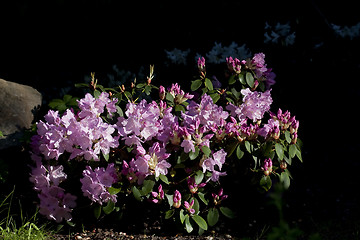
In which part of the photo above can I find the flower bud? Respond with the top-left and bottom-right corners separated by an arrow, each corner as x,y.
280,161 -> 287,170
159,85 -> 165,100
197,57 -> 206,72
173,190 -> 181,208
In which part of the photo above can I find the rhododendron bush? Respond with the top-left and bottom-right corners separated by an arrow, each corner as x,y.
28,53 -> 302,233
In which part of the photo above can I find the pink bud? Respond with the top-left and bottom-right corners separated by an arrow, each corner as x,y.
159,86 -> 165,100
173,190 -> 181,208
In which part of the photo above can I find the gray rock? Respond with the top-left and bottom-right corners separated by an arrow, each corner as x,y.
0,79 -> 42,150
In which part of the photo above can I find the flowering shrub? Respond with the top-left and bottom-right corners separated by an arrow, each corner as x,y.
29,53 -> 302,233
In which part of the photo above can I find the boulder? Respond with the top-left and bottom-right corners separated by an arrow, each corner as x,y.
0,79 -> 42,150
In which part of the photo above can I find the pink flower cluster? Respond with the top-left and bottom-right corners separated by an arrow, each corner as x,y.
81,163 -> 118,204
32,92 -> 119,161
226,88 -> 273,122
29,155 -> 76,222
226,53 -> 276,89
30,92 -> 119,221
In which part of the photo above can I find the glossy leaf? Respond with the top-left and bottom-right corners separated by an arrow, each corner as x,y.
180,209 -> 185,224
191,79 -> 202,91
204,78 -> 213,91
285,131 -> 292,144
141,180 -> 155,195
246,72 -> 254,88
275,143 -> 284,160
219,206 -> 235,219
189,147 -> 200,160
103,200 -> 115,215
159,174 -> 170,184
185,215 -> 193,233
207,208 -> 219,227
132,186 -> 142,201
280,171 -> 290,189
236,145 -> 244,159
228,75 -> 236,85
192,215 -> 208,230
108,187 -> 121,195
165,209 -> 175,219
260,175 -> 272,191
197,192 -> 208,205
289,144 -> 297,158
195,170 -> 204,185
245,141 -> 252,153
201,145 -> 211,157
209,93 -> 220,103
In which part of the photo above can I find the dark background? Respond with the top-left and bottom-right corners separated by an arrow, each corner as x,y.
0,0 -> 359,238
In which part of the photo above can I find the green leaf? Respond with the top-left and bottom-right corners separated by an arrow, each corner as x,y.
289,144 -> 297,158
201,145 -> 211,157
192,198 -> 200,215
280,171 -> 290,189
246,72 -> 254,88
165,209 -> 175,219
228,75 -> 236,85
260,175 -> 272,191
141,180 -> 155,195
209,93 -> 220,103
180,209 -> 185,224
192,215 -> 208,230
48,99 -> 67,111
132,186 -> 142,201
238,73 -> 246,84
185,215 -> 193,233
174,104 -> 186,113
191,79 -> 202,91
108,187 -> 121,195
207,208 -> 219,227
102,152 -> 109,161
195,170 -> 204,185
219,206 -> 235,219
94,89 -> 101,98
144,85 -> 152,95
295,146 -> 303,162
225,141 -> 238,157
284,155 -> 292,165
285,131 -> 292,144
204,78 -> 213,91
231,87 -> 241,99
165,194 -> 174,208
75,83 -> 90,88
136,83 -> 146,88
197,192 -> 208,205
165,92 -> 174,102
103,200 -> 115,215
245,141 -> 252,153
189,147 -> 200,160
93,204 -> 101,219
236,145 -> 244,159
275,143 -> 284,160
159,174 -> 170,184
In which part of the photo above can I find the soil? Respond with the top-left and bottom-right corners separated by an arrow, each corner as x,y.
50,228 -> 236,240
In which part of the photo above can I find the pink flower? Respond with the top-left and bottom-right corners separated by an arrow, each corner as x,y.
184,199 -> 195,215
226,88 -> 272,122
226,56 -> 242,74
134,142 -> 171,177
80,164 -> 118,205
